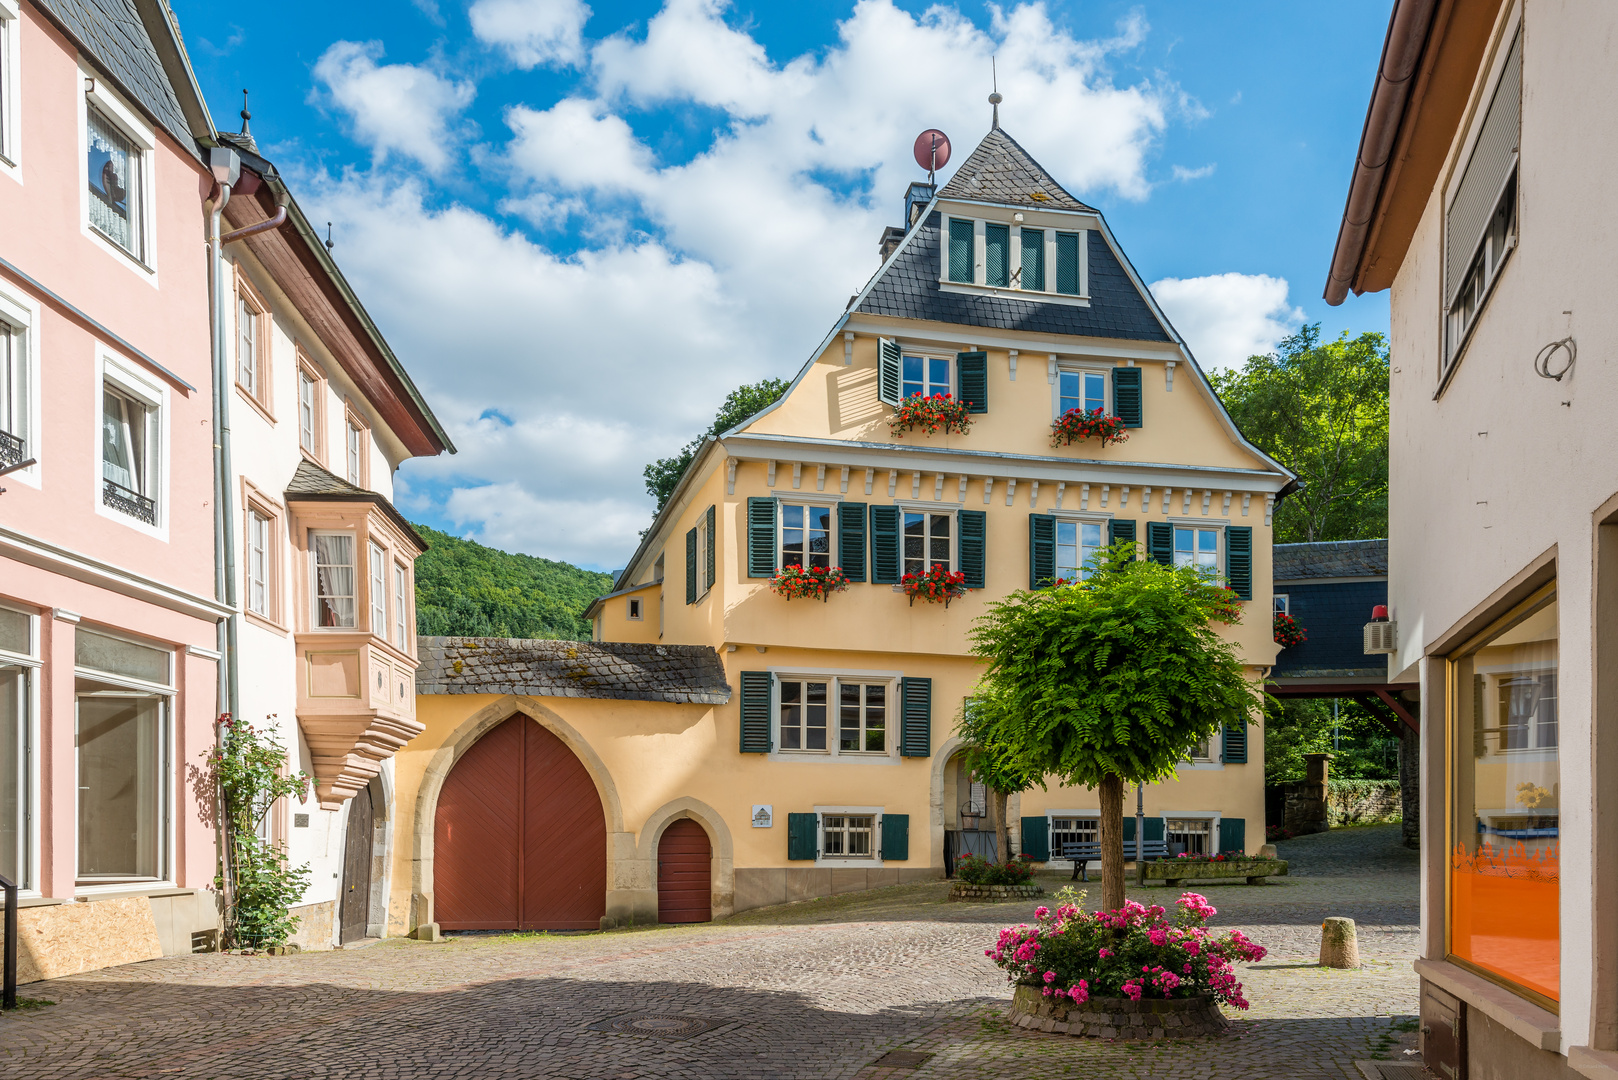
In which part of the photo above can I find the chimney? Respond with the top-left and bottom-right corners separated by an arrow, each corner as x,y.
878,181 -> 937,261
878,226 -> 906,262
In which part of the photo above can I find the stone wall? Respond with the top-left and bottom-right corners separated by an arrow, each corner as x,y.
1326,780 -> 1402,826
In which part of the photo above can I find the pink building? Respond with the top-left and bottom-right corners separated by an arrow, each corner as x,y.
0,0 -> 229,972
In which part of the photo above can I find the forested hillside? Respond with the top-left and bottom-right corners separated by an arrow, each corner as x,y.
412,524 -> 613,641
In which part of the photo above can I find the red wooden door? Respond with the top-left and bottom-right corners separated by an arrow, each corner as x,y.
657,819 -> 712,924
434,716 -> 606,931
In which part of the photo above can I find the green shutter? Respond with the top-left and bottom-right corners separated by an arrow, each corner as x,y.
881,814 -> 909,861
878,337 -> 902,407
1121,816 -> 1136,843
956,351 -> 988,414
900,676 -> 931,757
959,510 -> 986,589
746,497 -> 777,578
1221,721 -> 1248,764
1144,817 -> 1165,843
870,505 -> 901,584
1055,231 -> 1081,294
1020,228 -> 1045,291
704,505 -> 716,589
1029,513 -> 1055,589
1146,521 -> 1173,566
948,218 -> 974,283
1108,518 -> 1137,555
1020,815 -> 1049,861
984,223 -> 1010,287
739,671 -> 772,753
1218,817 -> 1246,855
685,527 -> 698,604
1225,526 -> 1253,601
1112,366 -> 1143,427
838,502 -> 867,582
787,812 -> 818,860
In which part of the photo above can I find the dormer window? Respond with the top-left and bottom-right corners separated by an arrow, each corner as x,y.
941,213 -> 1087,300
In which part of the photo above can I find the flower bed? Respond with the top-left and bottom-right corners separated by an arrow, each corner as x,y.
770,564 -> 849,601
901,564 -> 968,607
1008,984 -> 1228,1039
1140,858 -> 1289,886
1274,611 -> 1307,648
891,394 -> 973,438
1050,408 -> 1129,449
987,892 -> 1266,1032
950,883 -> 1046,902
956,853 -> 1039,886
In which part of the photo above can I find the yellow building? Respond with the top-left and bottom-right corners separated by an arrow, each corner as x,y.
392,123 -> 1295,934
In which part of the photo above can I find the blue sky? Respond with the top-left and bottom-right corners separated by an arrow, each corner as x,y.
172,0 -> 1393,572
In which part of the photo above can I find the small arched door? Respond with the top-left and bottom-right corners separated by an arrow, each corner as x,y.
434,715 -> 607,931
657,819 -> 712,924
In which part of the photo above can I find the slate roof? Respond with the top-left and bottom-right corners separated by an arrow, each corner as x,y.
1273,540 -> 1388,581
35,0 -> 193,147
283,459 -> 427,550
937,127 -> 1096,211
416,638 -> 732,705
856,212 -> 1171,341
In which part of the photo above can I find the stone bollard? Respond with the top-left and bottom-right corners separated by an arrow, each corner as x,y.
1319,917 -> 1360,968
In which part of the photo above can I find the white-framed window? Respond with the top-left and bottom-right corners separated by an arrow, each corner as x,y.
346,419 -> 365,487
1050,813 -> 1099,859
0,308 -> 29,470
1491,669 -> 1558,752
776,673 -> 898,758
780,502 -> 833,570
1274,593 -> 1290,616
81,76 -> 156,271
0,0 -> 20,175
296,358 -> 324,459
1055,519 -> 1105,582
368,541 -> 387,635
903,510 -> 953,577
246,509 -> 270,616
1057,369 -> 1107,418
1443,25 -> 1521,373
626,597 -> 643,621
98,355 -> 165,532
393,562 -> 410,650
237,296 -> 259,399
902,354 -> 950,400
311,531 -> 357,629
943,214 -> 1087,298
74,625 -> 173,886
1166,816 -> 1216,856
695,512 -> 712,599
0,602 -> 36,891
1186,729 -> 1221,763
822,813 -> 876,859
1173,525 -> 1219,575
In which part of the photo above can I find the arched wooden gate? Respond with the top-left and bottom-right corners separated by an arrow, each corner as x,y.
656,819 -> 712,923
433,715 -> 606,930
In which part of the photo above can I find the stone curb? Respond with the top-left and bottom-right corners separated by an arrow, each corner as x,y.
1008,985 -> 1229,1040
946,883 -> 1046,901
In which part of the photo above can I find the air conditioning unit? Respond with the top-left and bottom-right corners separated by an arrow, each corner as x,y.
1364,605 -> 1397,654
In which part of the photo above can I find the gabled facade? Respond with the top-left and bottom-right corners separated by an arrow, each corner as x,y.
400,121 -> 1293,934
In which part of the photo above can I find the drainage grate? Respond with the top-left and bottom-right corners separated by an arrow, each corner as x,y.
589,1015 -> 719,1040
870,1050 -> 934,1070
1355,1063 -> 1429,1080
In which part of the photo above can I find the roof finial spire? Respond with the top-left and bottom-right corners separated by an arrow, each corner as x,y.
989,56 -> 1002,129
240,89 -> 251,135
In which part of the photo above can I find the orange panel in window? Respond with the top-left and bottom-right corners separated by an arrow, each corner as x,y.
1450,840 -> 1559,1001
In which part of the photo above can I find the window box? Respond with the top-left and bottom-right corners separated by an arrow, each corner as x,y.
769,564 -> 849,602
889,393 -> 972,439
900,564 -> 967,607
1050,408 -> 1129,449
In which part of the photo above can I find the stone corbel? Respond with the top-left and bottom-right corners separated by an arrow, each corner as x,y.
1029,480 -> 1040,507
816,464 -> 826,491
1081,483 -> 1090,510
1222,491 -> 1232,516
958,475 -> 969,501
911,471 -> 922,498
792,462 -> 803,490
1202,490 -> 1212,515
1005,478 -> 1018,506
1048,354 -> 1058,384
1242,493 -> 1252,517
1182,490 -> 1193,515
934,473 -> 945,501
1055,482 -> 1066,509
983,477 -> 995,505
1142,486 -> 1152,512
1265,494 -> 1276,526
1165,360 -> 1176,391
865,468 -> 875,495
767,460 -> 776,487
1120,485 -> 1130,509
840,466 -> 850,494
844,331 -> 855,366
1101,484 -> 1110,508
888,470 -> 899,497
1008,349 -> 1018,381
726,460 -> 737,495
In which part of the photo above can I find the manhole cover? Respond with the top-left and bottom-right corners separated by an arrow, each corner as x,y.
589,1015 -> 718,1040
871,1050 -> 933,1069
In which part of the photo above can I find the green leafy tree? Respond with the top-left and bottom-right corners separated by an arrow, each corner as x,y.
1264,696 -> 1401,785
966,543 -> 1256,910
210,717 -> 312,949
1212,324 -> 1389,543
644,378 -> 789,512
413,524 -> 613,641
959,693 -> 1045,867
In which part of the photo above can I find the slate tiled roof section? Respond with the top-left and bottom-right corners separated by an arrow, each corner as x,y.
856,213 -> 1170,341
283,459 -> 427,551
1273,540 -> 1389,581
35,0 -> 192,146
937,127 -> 1096,212
417,637 -> 732,705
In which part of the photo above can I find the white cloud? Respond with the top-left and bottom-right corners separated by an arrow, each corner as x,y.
1171,163 -> 1215,182
505,99 -> 656,194
470,0 -> 591,68
1150,273 -> 1305,373
310,41 -> 474,173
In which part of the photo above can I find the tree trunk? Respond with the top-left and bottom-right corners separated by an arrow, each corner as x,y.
1399,722 -> 1421,849
992,788 -> 1010,865
1098,774 -> 1126,911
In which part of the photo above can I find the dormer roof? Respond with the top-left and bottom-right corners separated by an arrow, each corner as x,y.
937,126 -> 1096,212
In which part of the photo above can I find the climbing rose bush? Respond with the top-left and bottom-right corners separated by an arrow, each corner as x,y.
985,893 -> 1267,1010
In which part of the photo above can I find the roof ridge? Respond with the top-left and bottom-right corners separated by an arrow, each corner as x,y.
937,127 -> 1096,212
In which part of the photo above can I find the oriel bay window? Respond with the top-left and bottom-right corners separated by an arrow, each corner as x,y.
1448,585 -> 1559,1006
368,542 -> 387,634
312,532 -> 357,628
75,628 -> 172,885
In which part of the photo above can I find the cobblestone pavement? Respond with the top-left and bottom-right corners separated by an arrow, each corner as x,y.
0,825 -> 1421,1079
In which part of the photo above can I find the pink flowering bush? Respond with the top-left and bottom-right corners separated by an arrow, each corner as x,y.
984,892 -> 1267,1010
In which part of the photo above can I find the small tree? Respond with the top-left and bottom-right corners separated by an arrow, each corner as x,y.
959,690 -> 1044,864
210,716 -> 313,949
967,542 -> 1256,911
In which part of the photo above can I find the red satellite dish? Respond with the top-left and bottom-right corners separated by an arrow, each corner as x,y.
913,129 -> 951,174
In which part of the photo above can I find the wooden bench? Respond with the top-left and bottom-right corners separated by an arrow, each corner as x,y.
1060,840 -> 1169,881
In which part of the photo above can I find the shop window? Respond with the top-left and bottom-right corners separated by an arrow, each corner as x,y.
0,604 -> 34,890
